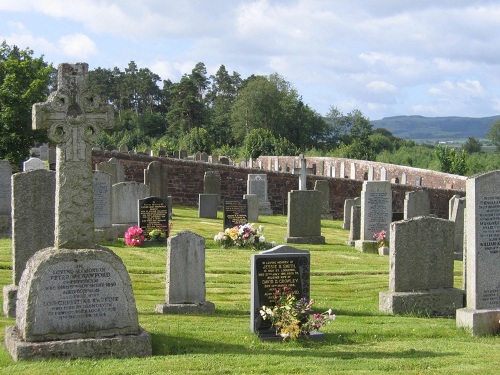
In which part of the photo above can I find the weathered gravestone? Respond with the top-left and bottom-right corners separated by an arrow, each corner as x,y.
204,171 -> 221,207
23,157 -> 46,172
198,194 -> 218,218
403,189 -> 430,219
156,231 -> 215,314
342,197 -> 360,230
314,180 -> 333,219
0,160 -> 12,237
284,190 -> 325,244
243,194 -> 259,222
355,181 -> 392,253
346,205 -> 361,246
96,157 -> 125,185
247,174 -> 272,215
449,195 -> 466,261
39,144 -> 49,160
138,196 -> 169,238
456,171 -> 500,335
111,182 -> 150,226
3,169 -> 55,318
4,63 -> 151,361
93,171 -> 113,242
250,245 -> 322,340
379,217 -> 463,317
144,161 -> 171,219
223,198 -> 248,229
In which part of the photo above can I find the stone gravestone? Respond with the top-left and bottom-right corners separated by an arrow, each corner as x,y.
449,195 -> 466,261
243,194 -> 259,222
457,171 -> 500,336
5,63 -> 151,360
342,197 -> 360,230
247,174 -> 273,215
379,217 -> 463,317
250,246 -> 319,340
39,144 -> 49,160
144,161 -> 171,219
355,181 -> 392,253
93,171 -> 112,229
223,198 -> 248,229
204,171 -> 221,207
198,194 -> 218,218
3,169 -> 55,318
314,180 -> 333,219
346,205 -> 361,246
138,196 -> 169,238
23,157 -> 46,172
284,190 -> 325,244
96,157 -> 125,185
118,144 -> 128,153
0,160 -> 12,237
403,189 -> 430,219
112,182 -> 150,226
156,231 -> 215,314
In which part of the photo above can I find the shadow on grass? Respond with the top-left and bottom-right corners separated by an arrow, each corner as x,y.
150,331 -> 459,359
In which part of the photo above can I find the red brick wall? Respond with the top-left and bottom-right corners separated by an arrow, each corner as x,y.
92,150 -> 463,219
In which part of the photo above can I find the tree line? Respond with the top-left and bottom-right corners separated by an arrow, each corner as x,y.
1,40 -> 500,176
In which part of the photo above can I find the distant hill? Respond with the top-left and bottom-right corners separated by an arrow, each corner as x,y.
371,115 -> 500,140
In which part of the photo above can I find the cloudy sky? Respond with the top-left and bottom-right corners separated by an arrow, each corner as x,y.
1,0 -> 500,120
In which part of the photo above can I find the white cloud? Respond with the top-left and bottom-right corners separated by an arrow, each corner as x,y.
366,81 -> 397,93
57,33 -> 97,59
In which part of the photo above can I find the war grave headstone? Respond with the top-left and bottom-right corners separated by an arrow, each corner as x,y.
403,189 -> 430,219
250,245 -> 323,341
314,180 -> 333,219
346,205 -> 361,246
0,160 -> 12,237
138,196 -> 169,239
449,195 -> 466,261
144,161 -> 171,219
456,170 -> 500,336
112,182 -> 150,236
198,194 -> 218,218
223,198 -> 248,229
204,171 -> 221,208
243,194 -> 259,222
23,157 -> 46,172
342,197 -> 360,230
284,190 -> 325,244
379,217 -> 463,317
156,231 -> 215,314
247,174 -> 273,215
5,63 -> 151,361
3,169 -> 55,318
96,157 -> 125,186
355,181 -> 392,253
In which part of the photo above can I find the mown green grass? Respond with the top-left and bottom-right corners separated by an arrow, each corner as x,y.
0,206 -> 498,374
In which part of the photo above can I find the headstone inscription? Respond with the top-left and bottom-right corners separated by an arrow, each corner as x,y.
138,196 -> 169,238
4,63 -> 151,361
250,245 -> 310,334
456,170 -> 500,335
3,169 -> 55,318
223,198 -> 248,229
156,231 -> 215,314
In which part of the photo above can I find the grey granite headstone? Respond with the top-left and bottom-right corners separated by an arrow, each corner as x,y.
144,161 -> 168,199
200,152 -> 209,162
314,180 -> 332,219
368,166 -> 374,181
356,181 -> 392,253
380,167 -> 387,181
23,157 -> 45,172
346,205 -> 361,246
39,144 -> 49,160
204,171 -> 221,207
450,196 -> 466,261
5,63 -> 151,361
403,190 -> 430,219
457,170 -> 500,335
93,171 -> 112,229
250,245 -> 310,334
350,163 -> 356,179
0,160 -> 12,237
379,216 -> 463,317
198,194 -> 218,218
118,144 -> 128,153
284,190 -> 325,244
96,157 -> 125,185
180,149 -> 188,159
112,182 -> 150,225
3,169 -> 55,318
156,231 -> 215,314
244,194 -> 259,222
247,174 -> 272,215
401,172 -> 407,185
342,198 -> 359,230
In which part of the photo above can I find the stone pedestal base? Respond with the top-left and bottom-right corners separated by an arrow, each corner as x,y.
354,240 -> 378,253
3,285 -> 17,318
378,246 -> 390,256
4,326 -> 152,361
0,214 -> 11,238
155,301 -> 215,314
456,308 -> 500,336
284,236 -> 325,245
379,288 -> 464,317
258,201 -> 273,216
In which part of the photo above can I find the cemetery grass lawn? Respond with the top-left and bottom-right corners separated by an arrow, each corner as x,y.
0,208 -> 499,374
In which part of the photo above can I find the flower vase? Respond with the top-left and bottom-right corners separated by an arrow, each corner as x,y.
378,246 -> 389,256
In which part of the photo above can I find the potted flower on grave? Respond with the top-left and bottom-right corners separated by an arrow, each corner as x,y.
259,287 -> 335,340
148,223 -> 172,242
373,230 -> 389,255
214,223 -> 269,250
124,225 -> 145,247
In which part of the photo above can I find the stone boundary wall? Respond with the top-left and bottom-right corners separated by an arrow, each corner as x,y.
256,156 -> 467,191
92,151 -> 463,220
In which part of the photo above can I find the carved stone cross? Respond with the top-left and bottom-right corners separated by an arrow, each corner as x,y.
32,63 -> 113,249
